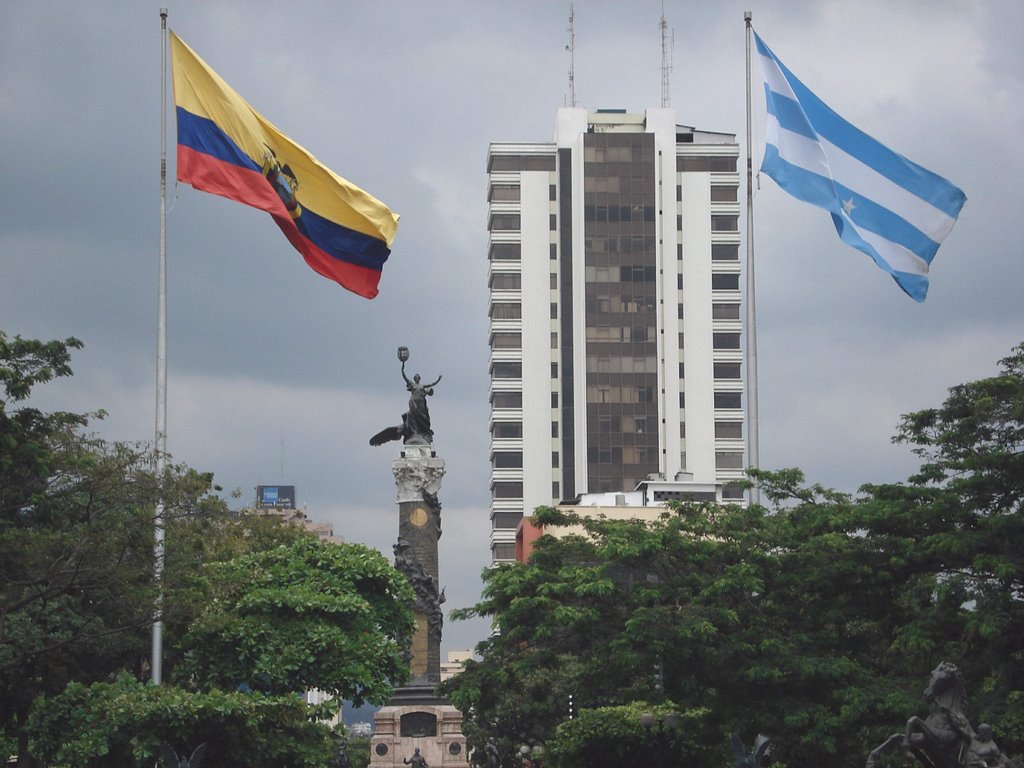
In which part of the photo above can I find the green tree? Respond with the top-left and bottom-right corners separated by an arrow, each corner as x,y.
180,535 -> 416,704
0,333 -> 211,765
862,342 -> 1024,750
442,502 -> 776,765
444,343 -> 1024,767
542,702 -> 713,768
28,673 -> 335,768
1,331 -> 417,765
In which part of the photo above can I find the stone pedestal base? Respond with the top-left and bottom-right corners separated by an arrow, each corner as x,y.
370,692 -> 466,767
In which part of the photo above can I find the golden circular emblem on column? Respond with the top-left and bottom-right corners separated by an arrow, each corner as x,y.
408,507 -> 428,527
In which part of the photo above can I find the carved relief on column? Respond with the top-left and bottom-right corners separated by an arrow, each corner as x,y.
394,538 -> 445,647
393,454 -> 446,504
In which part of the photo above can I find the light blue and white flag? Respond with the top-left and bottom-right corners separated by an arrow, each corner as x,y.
754,32 -> 966,301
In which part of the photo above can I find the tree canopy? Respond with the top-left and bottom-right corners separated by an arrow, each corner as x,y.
443,342 -> 1024,768
0,331 -> 416,766
181,536 -> 415,704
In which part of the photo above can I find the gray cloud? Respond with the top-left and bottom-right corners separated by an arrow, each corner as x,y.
2,0 -> 1022,655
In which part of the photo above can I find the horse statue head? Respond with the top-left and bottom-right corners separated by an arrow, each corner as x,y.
924,661 -> 967,714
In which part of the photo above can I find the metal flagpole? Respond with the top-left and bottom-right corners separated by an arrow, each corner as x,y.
152,7 -> 169,685
744,11 -> 761,505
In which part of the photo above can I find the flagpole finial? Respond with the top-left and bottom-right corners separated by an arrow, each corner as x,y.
160,7 -> 167,20
744,11 -> 752,23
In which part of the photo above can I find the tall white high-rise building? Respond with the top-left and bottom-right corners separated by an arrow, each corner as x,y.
487,107 -> 748,561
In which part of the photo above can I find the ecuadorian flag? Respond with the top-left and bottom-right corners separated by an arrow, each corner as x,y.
170,32 -> 399,299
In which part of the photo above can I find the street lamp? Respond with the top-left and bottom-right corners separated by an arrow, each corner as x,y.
518,744 -> 543,767
640,712 -> 681,768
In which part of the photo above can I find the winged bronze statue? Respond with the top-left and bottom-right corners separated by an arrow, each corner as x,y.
370,349 -> 441,447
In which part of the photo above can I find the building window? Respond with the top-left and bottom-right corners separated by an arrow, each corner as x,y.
619,266 -> 656,282
676,156 -> 737,172
551,422 -> 559,438
550,214 -> 558,230
712,302 -> 741,319
551,362 -> 558,378
491,391 -> 523,408
710,185 -> 738,202
490,273 -> 522,290
552,482 -> 560,499
491,362 -> 522,379
492,511 -> 522,529
715,421 -> 743,439
551,332 -> 558,349
722,484 -> 745,500
488,184 -> 520,202
679,392 -> 686,408
714,392 -> 742,409
492,452 -> 524,468
488,154 -> 556,172
551,392 -> 559,408
711,215 -> 738,232
489,243 -> 521,261
713,333 -> 741,350
712,273 -> 740,291
491,333 -> 522,349
552,452 -> 559,468
550,243 -> 557,260
712,244 -> 739,261
491,392 -> 523,410
490,303 -> 522,319
491,482 -> 523,499
549,184 -> 557,201
714,363 -> 741,379
716,452 -> 745,469
491,421 -> 523,438
550,303 -> 558,319
550,273 -> 558,289
492,542 -> 516,560
489,214 -> 521,232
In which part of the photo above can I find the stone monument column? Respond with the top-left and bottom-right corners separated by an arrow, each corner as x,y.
368,348 -> 466,768
392,445 -> 445,688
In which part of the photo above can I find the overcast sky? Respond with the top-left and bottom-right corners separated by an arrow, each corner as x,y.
2,1 -> 1022,654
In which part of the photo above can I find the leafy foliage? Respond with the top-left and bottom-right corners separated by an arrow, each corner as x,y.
0,331 -> 418,765
180,536 -> 415,705
28,674 -> 335,768
542,702 -> 716,768
0,332 -> 194,763
444,343 -> 1024,768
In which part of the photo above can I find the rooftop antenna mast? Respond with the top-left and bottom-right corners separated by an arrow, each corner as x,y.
660,0 -> 674,108
567,3 -> 576,107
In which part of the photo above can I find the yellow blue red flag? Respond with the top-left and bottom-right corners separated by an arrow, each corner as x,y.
170,32 -> 399,299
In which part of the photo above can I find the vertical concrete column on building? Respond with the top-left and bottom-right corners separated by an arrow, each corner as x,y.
392,444 -> 446,686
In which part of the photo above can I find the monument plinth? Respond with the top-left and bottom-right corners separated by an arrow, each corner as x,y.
369,350 -> 466,768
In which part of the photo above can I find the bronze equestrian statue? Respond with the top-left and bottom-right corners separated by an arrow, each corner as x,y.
866,662 -> 1016,768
